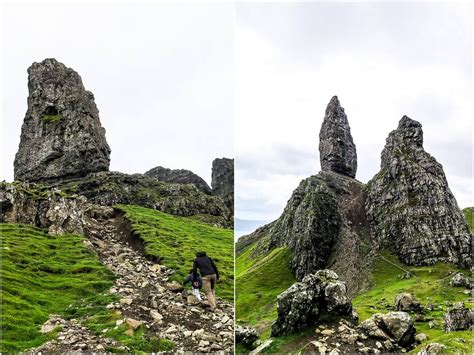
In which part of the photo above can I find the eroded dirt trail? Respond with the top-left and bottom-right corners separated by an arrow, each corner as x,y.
31,212 -> 234,353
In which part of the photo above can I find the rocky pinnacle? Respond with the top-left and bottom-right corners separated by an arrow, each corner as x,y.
211,158 -> 234,214
319,96 -> 357,178
14,58 -> 111,182
366,116 -> 471,268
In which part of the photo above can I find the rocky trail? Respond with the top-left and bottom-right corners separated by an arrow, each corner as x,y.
30,211 -> 234,353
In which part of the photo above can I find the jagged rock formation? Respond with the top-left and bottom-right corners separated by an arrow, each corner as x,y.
366,116 -> 471,268
14,58 -> 110,182
319,96 -> 357,178
243,171 -> 373,294
211,158 -> 234,214
271,270 -> 354,337
144,166 -> 211,194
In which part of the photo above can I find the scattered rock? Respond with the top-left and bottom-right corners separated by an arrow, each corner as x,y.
166,281 -> 184,292
249,339 -> 273,354
415,333 -> 428,343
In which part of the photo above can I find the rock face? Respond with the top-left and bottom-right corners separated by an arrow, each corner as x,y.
144,166 -> 211,194
271,270 -> 353,337
14,58 -> 111,182
244,171 -> 373,294
366,116 -> 471,268
444,302 -> 472,332
319,96 -> 357,178
211,158 -> 234,214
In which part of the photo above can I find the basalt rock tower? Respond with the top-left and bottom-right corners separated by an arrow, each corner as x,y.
14,58 -> 110,182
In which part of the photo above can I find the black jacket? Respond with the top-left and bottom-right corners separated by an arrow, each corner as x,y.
183,273 -> 203,289
193,252 -> 219,279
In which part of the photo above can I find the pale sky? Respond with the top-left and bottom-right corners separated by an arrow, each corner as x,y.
235,1 -> 473,221
1,2 -> 234,185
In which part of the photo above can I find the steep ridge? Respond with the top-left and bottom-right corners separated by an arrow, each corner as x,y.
211,158 -> 234,214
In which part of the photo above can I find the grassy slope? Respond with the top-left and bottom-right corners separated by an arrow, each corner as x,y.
117,204 -> 234,300
236,244 -> 296,338
0,224 -> 115,352
353,251 -> 472,353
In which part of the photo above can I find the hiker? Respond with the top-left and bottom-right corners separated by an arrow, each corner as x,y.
192,251 -> 219,310
183,269 -> 203,302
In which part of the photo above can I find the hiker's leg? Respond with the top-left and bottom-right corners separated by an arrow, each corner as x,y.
208,274 -> 217,309
192,288 -> 202,301
202,276 -> 216,308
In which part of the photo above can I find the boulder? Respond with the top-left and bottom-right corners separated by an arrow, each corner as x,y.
358,311 -> 416,348
235,325 -> 258,348
271,270 -> 353,337
319,96 -> 357,178
249,339 -> 273,354
444,302 -> 472,332
14,58 -> 110,182
366,116 -> 471,268
448,272 -> 470,288
395,293 -> 422,312
144,166 -> 211,194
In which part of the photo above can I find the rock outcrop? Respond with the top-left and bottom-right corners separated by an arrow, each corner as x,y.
449,272 -> 470,288
211,158 -> 234,214
319,96 -> 357,178
395,293 -> 422,312
14,58 -> 110,182
235,325 -> 258,348
271,270 -> 354,337
144,166 -> 211,194
444,302 -> 472,332
366,116 -> 471,268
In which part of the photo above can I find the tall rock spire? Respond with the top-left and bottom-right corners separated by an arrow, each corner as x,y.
319,96 -> 357,178
366,116 -> 471,268
14,58 -> 111,182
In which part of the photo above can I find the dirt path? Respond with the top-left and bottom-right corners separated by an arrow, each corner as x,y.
31,211 -> 234,353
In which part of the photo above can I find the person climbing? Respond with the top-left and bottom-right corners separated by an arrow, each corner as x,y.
192,251 -> 219,310
183,269 -> 203,302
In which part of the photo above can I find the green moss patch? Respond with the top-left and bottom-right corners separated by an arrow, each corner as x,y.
462,207 -> 473,232
41,114 -> 63,123
0,223 -> 115,352
353,251 -> 472,353
116,204 -> 234,301
236,244 -> 296,338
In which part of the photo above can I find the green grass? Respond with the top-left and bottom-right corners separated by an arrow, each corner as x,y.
117,204 -> 234,300
236,244 -> 296,338
462,207 -> 473,232
353,251 -> 472,353
0,223 -> 115,352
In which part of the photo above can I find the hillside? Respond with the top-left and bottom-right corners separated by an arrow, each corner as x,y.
0,224 -> 114,352
117,204 -> 234,300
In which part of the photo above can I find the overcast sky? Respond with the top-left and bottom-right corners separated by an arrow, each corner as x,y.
1,2 -> 234,185
235,2 -> 472,221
